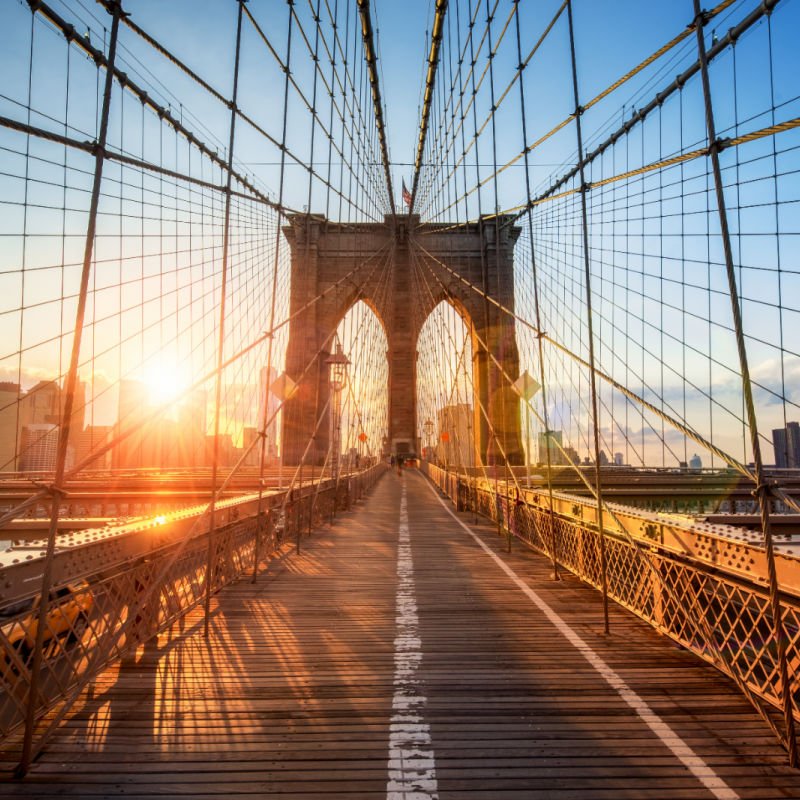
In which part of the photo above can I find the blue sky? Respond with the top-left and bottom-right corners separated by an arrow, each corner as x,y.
0,0 -> 798,467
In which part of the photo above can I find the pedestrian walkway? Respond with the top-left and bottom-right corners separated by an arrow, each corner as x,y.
2,470 -> 799,798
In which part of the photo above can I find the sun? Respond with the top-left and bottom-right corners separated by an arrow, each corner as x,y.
143,360 -> 188,407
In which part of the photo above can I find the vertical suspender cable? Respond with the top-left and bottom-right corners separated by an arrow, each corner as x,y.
16,0 -> 123,777
513,0 -> 559,579
204,0 -> 245,637
690,0 -> 797,765
566,0 -> 610,634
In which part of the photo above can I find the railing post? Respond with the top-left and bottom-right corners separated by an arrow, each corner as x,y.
15,1 -> 123,777
691,0 -> 797,765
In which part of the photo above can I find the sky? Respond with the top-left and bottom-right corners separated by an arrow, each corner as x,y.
0,0 -> 798,468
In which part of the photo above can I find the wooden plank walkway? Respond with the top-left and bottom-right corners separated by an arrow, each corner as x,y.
2,469 -> 800,798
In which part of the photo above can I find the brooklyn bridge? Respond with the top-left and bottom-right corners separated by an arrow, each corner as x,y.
1,0 -> 800,796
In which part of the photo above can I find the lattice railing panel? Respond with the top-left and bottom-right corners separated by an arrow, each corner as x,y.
426,465 -> 800,725
0,465 -> 385,748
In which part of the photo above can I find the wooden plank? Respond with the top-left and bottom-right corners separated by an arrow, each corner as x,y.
0,470 -> 799,797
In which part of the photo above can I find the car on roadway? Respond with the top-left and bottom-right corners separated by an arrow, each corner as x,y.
0,581 -> 93,682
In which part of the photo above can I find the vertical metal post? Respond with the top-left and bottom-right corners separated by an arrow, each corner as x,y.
16,1 -> 123,777
566,0 -> 609,633
204,0 -> 244,637
253,0 -> 297,578
691,0 -> 796,765
513,0 -> 559,579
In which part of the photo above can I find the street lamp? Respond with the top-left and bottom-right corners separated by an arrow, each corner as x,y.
326,344 -> 350,487
423,418 -> 433,460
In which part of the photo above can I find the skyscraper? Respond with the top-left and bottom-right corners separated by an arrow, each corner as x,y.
113,380 -> 148,469
774,427 -> 788,467
773,422 -> 800,468
436,404 -> 472,466
537,429 -> 568,466
20,380 -> 61,426
19,424 -> 59,472
258,366 -> 279,459
0,382 -> 20,472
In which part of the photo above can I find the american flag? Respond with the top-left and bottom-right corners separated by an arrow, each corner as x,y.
402,179 -> 412,208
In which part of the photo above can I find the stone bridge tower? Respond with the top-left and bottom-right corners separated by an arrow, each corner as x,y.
281,214 -> 524,467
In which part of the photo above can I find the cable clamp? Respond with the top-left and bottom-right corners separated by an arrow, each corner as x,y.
575,105 -> 584,117
691,8 -> 711,29
535,330 -> 548,339
752,479 -> 777,500
579,181 -> 592,194
32,480 -> 69,500
99,0 -> 130,17
707,136 -> 729,156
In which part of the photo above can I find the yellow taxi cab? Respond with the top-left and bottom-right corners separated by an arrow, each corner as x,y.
1,581 -> 93,678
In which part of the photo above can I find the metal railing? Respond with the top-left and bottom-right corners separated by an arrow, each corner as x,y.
423,463 -> 800,751
0,464 -> 386,766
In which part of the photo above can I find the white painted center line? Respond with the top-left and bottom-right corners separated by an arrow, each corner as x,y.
423,477 -> 739,800
386,481 -> 439,800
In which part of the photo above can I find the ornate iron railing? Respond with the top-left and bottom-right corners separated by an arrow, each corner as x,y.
0,465 -> 386,763
423,463 -> 800,749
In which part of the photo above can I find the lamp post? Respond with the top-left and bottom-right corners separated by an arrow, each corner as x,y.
326,344 -> 350,501
423,418 -> 433,461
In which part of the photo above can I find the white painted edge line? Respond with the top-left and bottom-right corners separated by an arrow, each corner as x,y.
423,477 -> 738,800
386,480 -> 439,800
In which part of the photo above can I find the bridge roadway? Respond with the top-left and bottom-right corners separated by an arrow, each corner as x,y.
2,470 -> 799,798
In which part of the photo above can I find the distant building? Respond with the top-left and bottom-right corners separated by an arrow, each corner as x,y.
614,452 -> 624,466
774,428 -> 788,468
773,422 -> 800,468
689,453 -> 703,470
205,434 -> 235,468
537,430 -> 568,466
437,403 -> 472,466
259,366 -> 280,458
242,426 -> 261,467
19,423 -> 59,472
113,380 -> 148,469
73,425 -> 113,472
20,380 -> 61,427
177,389 -> 207,468
598,449 -> 609,466
0,382 -> 20,471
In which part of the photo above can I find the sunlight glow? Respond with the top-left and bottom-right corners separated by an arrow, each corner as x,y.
143,361 -> 189,408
